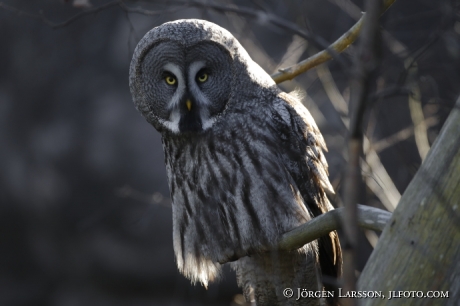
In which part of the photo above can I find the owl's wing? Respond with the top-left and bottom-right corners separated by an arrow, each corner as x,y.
275,91 -> 343,288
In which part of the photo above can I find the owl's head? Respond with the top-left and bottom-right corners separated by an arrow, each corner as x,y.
129,19 -> 275,134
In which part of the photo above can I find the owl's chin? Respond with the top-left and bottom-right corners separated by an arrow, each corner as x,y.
157,111 -> 219,135
177,112 -> 221,134
179,114 -> 202,132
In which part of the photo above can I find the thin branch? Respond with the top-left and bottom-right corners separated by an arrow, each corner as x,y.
177,0 -> 341,57
316,64 -> 349,116
342,0 -> 384,304
0,0 -> 121,28
364,229 -> 379,248
362,139 -> 401,211
329,0 -> 409,58
406,64 -> 431,161
272,17 -> 360,83
369,85 -> 411,101
315,63 -> 403,213
0,0 -> 398,85
396,19 -> 450,86
0,0 -> 343,61
370,116 -> 438,153
278,205 -> 391,252
118,1 -> 189,16
0,1 -> 187,28
271,0 -> 396,83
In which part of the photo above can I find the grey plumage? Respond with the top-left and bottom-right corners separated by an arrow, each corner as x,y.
129,19 -> 342,305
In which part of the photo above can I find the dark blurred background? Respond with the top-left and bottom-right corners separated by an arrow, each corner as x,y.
0,0 -> 459,305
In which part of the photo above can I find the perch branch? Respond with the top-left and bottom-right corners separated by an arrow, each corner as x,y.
278,205 -> 391,251
271,0 -> 396,84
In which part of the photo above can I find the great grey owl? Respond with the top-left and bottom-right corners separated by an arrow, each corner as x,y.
129,19 -> 342,305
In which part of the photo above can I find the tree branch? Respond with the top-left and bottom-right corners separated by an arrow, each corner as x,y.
278,205 -> 391,252
271,0 -> 396,84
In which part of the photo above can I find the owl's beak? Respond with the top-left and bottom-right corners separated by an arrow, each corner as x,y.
186,99 -> 192,111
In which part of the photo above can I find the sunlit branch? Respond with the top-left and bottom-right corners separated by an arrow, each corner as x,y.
271,0 -> 396,84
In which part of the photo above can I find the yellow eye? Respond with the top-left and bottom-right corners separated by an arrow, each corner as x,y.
197,73 -> 208,83
165,76 -> 176,85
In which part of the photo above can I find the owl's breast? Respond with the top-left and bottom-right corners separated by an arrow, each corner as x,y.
162,128 -> 312,275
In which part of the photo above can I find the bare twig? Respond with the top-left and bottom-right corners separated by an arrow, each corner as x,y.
0,1 -> 188,28
0,0 -> 344,67
396,20 -> 450,86
329,0 -> 446,218
370,116 -> 438,153
0,0 -> 397,85
329,0 -> 449,89
274,35 -> 308,73
0,0 -> 121,28
271,17 -> 360,83
315,64 -> 350,131
316,64 -> 349,116
362,139 -> 401,211
364,230 -> 379,248
316,60 -> 403,213
226,14 -> 277,73
342,0 -> 384,304
271,0 -> 396,83
315,62 -> 405,214
118,1 -> 189,16
369,85 -> 411,101
177,0 -> 342,58
406,62 -> 431,161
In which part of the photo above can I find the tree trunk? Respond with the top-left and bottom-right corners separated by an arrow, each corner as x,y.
357,97 -> 460,305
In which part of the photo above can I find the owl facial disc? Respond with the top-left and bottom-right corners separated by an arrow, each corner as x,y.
161,60 -> 214,133
131,32 -> 234,135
